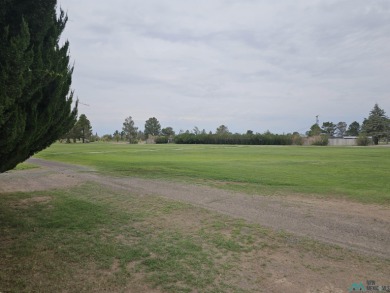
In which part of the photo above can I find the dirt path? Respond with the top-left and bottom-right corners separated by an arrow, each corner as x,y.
2,158 -> 389,259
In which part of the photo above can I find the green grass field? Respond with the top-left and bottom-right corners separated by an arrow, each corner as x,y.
13,162 -> 39,171
1,184 -> 388,292
35,143 -> 390,204
2,143 -> 390,292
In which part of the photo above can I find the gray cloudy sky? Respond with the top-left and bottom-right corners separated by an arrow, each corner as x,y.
58,0 -> 390,135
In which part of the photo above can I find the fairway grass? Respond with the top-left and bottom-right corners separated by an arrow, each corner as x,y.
35,143 -> 390,204
13,162 -> 39,171
1,183 -> 388,292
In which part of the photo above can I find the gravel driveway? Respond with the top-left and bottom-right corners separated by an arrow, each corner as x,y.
1,157 -> 389,259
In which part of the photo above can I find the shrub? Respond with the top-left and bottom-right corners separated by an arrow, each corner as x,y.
155,136 -> 169,144
310,135 -> 329,146
174,133 -> 294,145
357,135 -> 371,146
292,134 -> 304,145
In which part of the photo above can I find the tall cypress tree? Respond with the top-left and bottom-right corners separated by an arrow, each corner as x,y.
0,0 -> 77,173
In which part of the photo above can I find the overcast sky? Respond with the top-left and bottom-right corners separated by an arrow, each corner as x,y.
58,0 -> 390,135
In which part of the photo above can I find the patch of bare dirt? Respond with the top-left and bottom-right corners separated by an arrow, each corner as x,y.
97,175 -> 390,258
138,195 -> 390,293
11,196 -> 52,209
0,168 -> 83,193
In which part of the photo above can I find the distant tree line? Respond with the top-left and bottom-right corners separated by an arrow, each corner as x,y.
307,120 -> 361,137
174,124 -> 301,145
175,104 -> 389,146
92,116 -> 176,144
306,104 -> 389,145
65,104 -> 389,147
103,117 -> 300,146
174,131 -> 301,145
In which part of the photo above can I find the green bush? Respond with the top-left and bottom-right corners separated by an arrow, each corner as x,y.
155,136 -> 169,144
292,134 -> 304,145
174,132 -> 294,145
357,135 -> 371,146
310,135 -> 329,146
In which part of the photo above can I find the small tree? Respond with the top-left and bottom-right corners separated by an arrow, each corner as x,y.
62,113 -> 92,143
356,134 -> 371,146
137,130 -> 146,141
122,116 -> 138,143
335,122 -> 347,137
292,132 -> 303,145
306,124 -> 322,137
75,114 -> 92,143
321,122 -> 336,137
144,117 -> 161,138
362,104 -> 389,145
346,121 -> 360,136
161,127 -> 175,137
216,125 -> 230,135
101,134 -> 113,142
113,130 -> 120,142
90,132 -> 99,142
193,126 -> 201,135
311,135 -> 329,146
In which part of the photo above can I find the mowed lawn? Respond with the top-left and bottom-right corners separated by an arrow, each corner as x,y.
36,143 -> 390,204
3,184 -> 389,292
3,143 -> 389,292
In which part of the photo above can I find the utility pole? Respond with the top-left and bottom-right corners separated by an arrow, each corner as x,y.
316,115 -> 319,125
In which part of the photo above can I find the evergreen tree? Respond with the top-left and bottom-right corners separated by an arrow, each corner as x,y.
113,130 -> 120,142
144,117 -> 161,138
346,121 -> 360,136
362,104 -> 389,145
74,114 -> 92,143
306,124 -> 322,137
216,125 -> 230,135
161,127 -> 175,137
321,122 -> 336,137
51,113 -> 86,143
335,122 -> 347,137
0,1 -> 77,172
122,116 -> 138,143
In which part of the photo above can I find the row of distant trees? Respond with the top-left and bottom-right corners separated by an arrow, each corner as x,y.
174,131 -> 301,145
120,116 -> 175,143
61,116 -> 175,144
306,104 -> 389,145
62,104 -> 389,146
307,121 -> 359,137
113,116 -> 175,143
